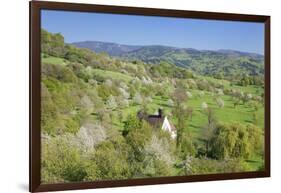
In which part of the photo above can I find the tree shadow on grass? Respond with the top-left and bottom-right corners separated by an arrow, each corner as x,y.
189,123 -> 200,130
156,103 -> 170,108
245,159 -> 259,163
244,119 -> 254,124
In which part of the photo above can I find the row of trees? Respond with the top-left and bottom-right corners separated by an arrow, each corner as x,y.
236,75 -> 264,86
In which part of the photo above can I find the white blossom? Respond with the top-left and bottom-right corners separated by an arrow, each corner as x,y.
120,82 -> 129,90
246,93 -> 253,100
201,102 -> 208,110
141,76 -> 153,84
105,79 -> 113,87
216,98 -> 224,108
80,95 -> 93,108
106,95 -> 117,109
144,96 -> 153,103
167,99 -> 174,107
186,91 -> 193,98
76,123 -> 106,151
216,88 -> 224,96
144,135 -> 175,166
198,91 -> 205,98
133,92 -> 143,105
119,87 -> 130,99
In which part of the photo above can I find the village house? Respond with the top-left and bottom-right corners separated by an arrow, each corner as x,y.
137,109 -> 177,139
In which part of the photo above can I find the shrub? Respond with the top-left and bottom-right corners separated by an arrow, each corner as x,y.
41,135 -> 88,183
216,98 -> 225,108
122,115 -> 142,136
42,63 -> 77,83
198,91 -> 205,98
201,102 -> 208,110
186,157 -> 251,175
97,84 -> 112,100
93,141 -> 131,180
144,135 -> 175,166
41,83 -> 59,134
133,92 -> 143,105
186,91 -> 193,98
209,123 -> 260,160
106,95 -> 117,110
76,123 -> 107,151
167,99 -> 174,107
126,121 -> 152,162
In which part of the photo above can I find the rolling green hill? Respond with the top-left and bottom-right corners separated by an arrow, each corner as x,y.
122,46 -> 264,77
72,41 -> 264,77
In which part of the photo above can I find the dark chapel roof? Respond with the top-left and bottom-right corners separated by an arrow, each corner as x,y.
137,108 -> 176,131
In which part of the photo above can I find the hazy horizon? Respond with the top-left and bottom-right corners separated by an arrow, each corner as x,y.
68,39 -> 264,55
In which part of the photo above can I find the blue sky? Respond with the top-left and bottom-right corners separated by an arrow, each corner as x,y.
41,10 -> 264,54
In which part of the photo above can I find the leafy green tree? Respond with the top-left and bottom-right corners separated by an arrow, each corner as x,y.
122,115 -> 142,136
41,29 -> 65,57
171,88 -> 187,107
126,121 -> 152,161
42,63 -> 78,83
93,140 -> 131,180
41,136 -> 88,183
214,72 -> 224,79
141,157 -> 173,177
187,157 -> 251,175
246,124 -> 263,155
142,135 -> 175,177
210,123 -> 252,160
41,83 -> 59,134
172,106 -> 186,148
97,84 -> 112,100
178,132 -> 196,158
202,107 -> 217,155
96,109 -> 110,125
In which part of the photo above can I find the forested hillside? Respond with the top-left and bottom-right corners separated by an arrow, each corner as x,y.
72,41 -> 264,77
72,41 -> 141,56
41,29 -> 265,184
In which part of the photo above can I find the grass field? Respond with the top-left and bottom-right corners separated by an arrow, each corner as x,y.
42,55 -> 69,66
91,68 -> 133,83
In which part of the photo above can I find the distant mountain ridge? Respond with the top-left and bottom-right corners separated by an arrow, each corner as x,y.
71,41 -> 142,56
72,41 -> 264,76
72,40 -> 263,58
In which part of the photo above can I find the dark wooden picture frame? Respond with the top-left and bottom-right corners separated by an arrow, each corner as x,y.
30,1 -> 270,192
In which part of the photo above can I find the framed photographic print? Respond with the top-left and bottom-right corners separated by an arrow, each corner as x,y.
30,1 -> 270,192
